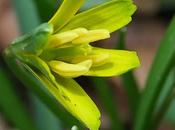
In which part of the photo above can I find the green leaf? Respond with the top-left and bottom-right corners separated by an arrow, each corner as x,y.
84,47 -> 140,77
11,0 -> 40,33
152,68 -> 175,130
60,0 -> 136,33
0,58 -> 37,130
134,16 -> 175,130
31,94 -> 63,130
40,75 -> 101,130
34,0 -> 60,22
49,0 -> 85,32
165,99 -> 175,127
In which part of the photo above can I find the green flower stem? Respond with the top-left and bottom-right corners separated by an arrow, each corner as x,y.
134,16 -> 175,130
91,77 -> 124,130
49,0 -> 85,32
0,56 -> 37,130
117,28 -> 140,118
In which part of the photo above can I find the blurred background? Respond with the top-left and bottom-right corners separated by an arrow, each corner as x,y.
0,0 -> 175,130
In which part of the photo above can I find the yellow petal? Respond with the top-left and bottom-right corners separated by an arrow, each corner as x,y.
84,47 -> 140,77
40,75 -> 101,130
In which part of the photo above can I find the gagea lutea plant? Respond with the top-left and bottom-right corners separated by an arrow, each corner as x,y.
3,0 -> 140,130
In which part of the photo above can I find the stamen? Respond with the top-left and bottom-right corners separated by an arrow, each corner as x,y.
72,28 -> 88,36
72,29 -> 110,44
49,31 -> 79,47
89,54 -> 110,67
49,60 -> 92,78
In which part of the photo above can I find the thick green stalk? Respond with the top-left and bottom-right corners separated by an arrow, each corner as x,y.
134,16 -> 175,130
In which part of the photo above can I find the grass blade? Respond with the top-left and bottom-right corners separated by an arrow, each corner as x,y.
134,16 -> 175,130
165,99 -> 175,127
152,68 -> 175,129
0,56 -> 37,130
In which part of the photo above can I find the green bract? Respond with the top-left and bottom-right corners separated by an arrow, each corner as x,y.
4,0 -> 139,130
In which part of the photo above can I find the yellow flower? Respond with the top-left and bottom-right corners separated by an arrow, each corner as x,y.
4,0 -> 140,130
